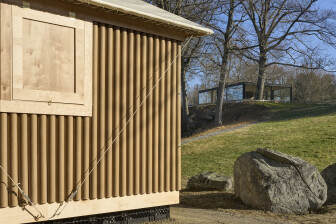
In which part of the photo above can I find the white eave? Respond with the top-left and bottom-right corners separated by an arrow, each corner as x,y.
71,0 -> 213,36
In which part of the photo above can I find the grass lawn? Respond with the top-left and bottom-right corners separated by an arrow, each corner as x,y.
182,102 -> 336,180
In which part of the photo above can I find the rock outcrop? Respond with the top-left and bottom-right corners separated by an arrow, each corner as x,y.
321,163 -> 336,203
187,172 -> 233,191
234,148 -> 327,214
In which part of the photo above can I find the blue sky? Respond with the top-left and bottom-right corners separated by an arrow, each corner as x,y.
316,0 -> 336,60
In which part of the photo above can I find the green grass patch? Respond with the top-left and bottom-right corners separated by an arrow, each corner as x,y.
182,103 -> 336,179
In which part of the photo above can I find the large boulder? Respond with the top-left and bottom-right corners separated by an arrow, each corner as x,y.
234,148 -> 327,214
321,163 -> 336,202
187,172 -> 233,191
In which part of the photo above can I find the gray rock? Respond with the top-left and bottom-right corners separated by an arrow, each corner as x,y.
321,163 -> 336,202
187,172 -> 233,191
234,148 -> 327,214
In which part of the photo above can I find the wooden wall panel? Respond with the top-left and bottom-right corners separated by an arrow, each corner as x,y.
0,21 -> 182,210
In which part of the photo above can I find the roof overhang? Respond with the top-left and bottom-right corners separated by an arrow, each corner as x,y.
61,0 -> 213,37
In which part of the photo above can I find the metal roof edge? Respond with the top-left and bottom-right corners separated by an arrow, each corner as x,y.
74,0 -> 213,36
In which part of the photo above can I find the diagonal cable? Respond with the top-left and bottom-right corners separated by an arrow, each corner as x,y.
49,35 -> 194,219
0,165 -> 45,220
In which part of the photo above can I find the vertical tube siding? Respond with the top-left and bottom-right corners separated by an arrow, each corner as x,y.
152,36 -> 160,193
106,25 -> 114,198
91,23 -> 99,200
120,28 -> 127,197
134,32 -> 141,196
49,115 -> 56,203
39,115 -> 47,204
147,35 -> 153,194
159,37 -> 166,192
57,116 -> 65,203
20,114 -> 29,205
165,40 -> 172,192
0,114 -> 8,208
140,33 -> 147,195
83,117 -> 90,200
74,117 -> 82,201
10,114 -> 18,207
30,115 -> 38,204
176,43 -> 182,190
0,22 -> 181,208
98,24 -> 106,199
66,117 -> 74,200
126,31 -> 134,196
112,27 -> 121,197
171,41 -> 177,191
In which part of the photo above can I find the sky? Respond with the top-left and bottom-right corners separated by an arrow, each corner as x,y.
317,0 -> 336,60
190,0 -> 336,88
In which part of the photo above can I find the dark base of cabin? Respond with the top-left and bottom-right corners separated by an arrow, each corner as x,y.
39,206 -> 170,224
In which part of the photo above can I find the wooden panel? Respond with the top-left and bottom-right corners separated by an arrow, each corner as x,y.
12,6 -> 84,104
22,19 -> 75,93
0,3 -> 92,116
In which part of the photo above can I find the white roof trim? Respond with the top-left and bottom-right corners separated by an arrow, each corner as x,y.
74,0 -> 213,36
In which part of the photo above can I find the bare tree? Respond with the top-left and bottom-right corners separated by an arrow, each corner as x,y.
238,0 -> 336,100
145,0 -> 217,132
204,0 -> 245,125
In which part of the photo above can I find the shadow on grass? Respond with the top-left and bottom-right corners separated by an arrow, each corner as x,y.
177,190 -> 253,211
265,103 -> 336,123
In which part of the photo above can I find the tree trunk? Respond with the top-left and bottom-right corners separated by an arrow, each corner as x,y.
255,55 -> 267,100
215,54 -> 229,126
215,0 -> 234,126
181,67 -> 189,133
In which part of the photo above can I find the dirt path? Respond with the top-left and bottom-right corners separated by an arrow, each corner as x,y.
164,206 -> 291,224
181,122 -> 259,145
148,191 -> 336,224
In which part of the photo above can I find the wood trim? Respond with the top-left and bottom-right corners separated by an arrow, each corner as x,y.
0,191 -> 179,223
0,3 -> 12,100
13,88 -> 84,104
0,100 -> 92,116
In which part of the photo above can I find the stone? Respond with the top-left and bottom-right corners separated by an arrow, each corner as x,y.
234,148 -> 327,214
321,163 -> 336,202
187,172 -> 233,191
